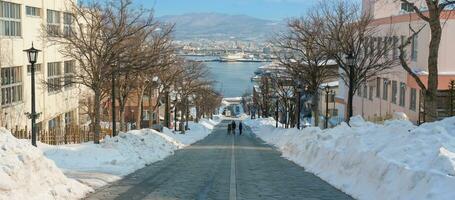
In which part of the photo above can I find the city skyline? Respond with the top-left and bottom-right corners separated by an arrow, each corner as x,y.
133,0 -> 318,20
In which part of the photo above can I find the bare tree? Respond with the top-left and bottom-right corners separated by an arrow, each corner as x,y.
395,0 -> 455,122
114,73 -> 137,131
194,87 -> 222,121
314,1 -> 399,122
175,60 -> 213,132
269,72 -> 295,128
146,57 -> 186,128
43,0 -> 162,143
274,17 -> 336,127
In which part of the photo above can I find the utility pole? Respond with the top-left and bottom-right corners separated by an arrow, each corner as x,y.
325,90 -> 329,129
165,91 -> 170,128
24,44 -> 41,147
276,99 -> 279,128
449,80 -> 455,116
111,65 -> 117,136
296,90 -> 301,129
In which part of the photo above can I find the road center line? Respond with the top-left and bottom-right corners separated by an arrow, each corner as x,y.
229,135 -> 237,200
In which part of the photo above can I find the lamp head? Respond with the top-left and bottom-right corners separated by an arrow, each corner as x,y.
23,43 -> 41,64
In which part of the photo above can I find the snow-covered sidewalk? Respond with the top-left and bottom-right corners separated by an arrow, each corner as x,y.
1,118 -> 220,199
245,116 -> 455,200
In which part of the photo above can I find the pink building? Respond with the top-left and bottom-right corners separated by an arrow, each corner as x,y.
337,0 -> 455,123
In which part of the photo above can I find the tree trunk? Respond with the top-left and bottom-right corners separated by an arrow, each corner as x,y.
346,76 -> 355,123
93,89 -> 102,144
165,92 -> 170,128
195,106 -> 200,122
425,17 -> 442,122
311,93 -> 320,127
119,107 -> 125,132
136,87 -> 146,129
185,97 -> 189,130
148,89 -> 159,128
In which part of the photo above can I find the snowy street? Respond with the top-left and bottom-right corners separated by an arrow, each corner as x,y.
85,120 -> 353,200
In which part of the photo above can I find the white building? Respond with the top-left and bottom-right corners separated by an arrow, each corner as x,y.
337,0 -> 455,124
0,0 -> 81,131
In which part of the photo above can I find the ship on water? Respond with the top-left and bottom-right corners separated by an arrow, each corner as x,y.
219,52 -> 270,62
219,52 -> 246,62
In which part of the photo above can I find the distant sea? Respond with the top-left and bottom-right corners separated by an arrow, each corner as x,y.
186,56 -> 266,98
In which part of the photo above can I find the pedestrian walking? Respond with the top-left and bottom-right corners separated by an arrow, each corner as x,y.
231,121 -> 236,135
227,123 -> 232,135
239,121 -> 243,135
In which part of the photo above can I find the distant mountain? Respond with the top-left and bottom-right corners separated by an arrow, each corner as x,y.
158,13 -> 286,41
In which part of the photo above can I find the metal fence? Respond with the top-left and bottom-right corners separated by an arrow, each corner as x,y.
10,125 -> 113,145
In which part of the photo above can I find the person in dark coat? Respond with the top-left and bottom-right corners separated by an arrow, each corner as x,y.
239,121 -> 243,135
231,121 -> 236,135
227,123 -> 232,135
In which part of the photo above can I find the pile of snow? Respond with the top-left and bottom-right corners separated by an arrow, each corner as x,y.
0,128 -> 91,200
40,119 -> 220,188
245,116 -> 455,200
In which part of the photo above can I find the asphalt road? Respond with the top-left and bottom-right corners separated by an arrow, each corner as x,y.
85,121 -> 354,200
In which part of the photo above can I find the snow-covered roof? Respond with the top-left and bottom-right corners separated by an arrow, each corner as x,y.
320,81 -> 339,88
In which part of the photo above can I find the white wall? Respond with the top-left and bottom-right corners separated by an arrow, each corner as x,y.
0,0 -> 81,130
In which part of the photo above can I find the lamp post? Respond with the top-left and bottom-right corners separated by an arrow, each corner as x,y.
24,43 -> 41,147
276,97 -> 279,128
131,109 -> 135,129
111,64 -> 117,136
324,85 -> 335,129
345,53 -> 355,120
294,81 -> 302,129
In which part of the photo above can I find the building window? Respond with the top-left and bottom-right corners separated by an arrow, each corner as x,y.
48,116 -> 60,129
383,79 -> 389,101
64,111 -> 75,126
363,85 -> 367,98
143,110 -> 150,120
328,93 -> 335,102
47,62 -> 62,93
370,37 -> 376,54
328,108 -> 338,117
369,86 -> 373,100
63,12 -> 73,37
376,77 -> 381,98
391,80 -> 397,104
26,6 -> 40,16
377,37 -> 382,54
410,88 -> 417,111
384,37 -> 390,59
64,60 -> 75,88
411,34 -> 418,61
27,64 -> 42,74
1,66 -> 22,106
152,112 -> 157,121
399,82 -> 406,107
47,9 -> 60,36
401,2 -> 414,12
0,1 -> 21,36
393,36 -> 399,59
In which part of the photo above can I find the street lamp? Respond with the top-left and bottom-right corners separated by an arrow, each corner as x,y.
269,94 -> 279,128
324,85 -> 335,129
345,53 -> 355,66
131,109 -> 135,129
111,64 -> 117,136
294,80 -> 302,129
23,43 -> 41,147
345,52 -> 355,119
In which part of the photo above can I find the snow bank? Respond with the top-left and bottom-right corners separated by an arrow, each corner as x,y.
245,116 -> 455,200
40,119 -> 220,189
0,128 -> 91,200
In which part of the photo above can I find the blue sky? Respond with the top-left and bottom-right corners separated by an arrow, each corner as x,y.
133,0 -> 318,20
